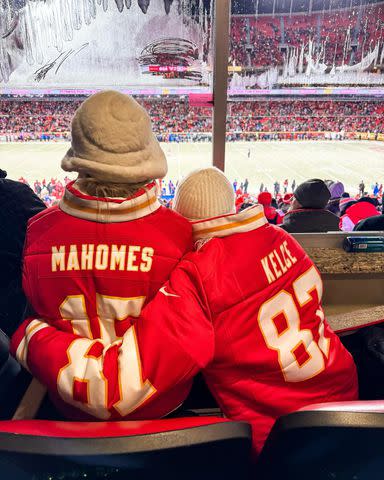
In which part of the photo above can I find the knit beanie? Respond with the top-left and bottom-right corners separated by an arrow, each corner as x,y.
294,179 -> 331,209
62,90 -> 167,183
173,168 -> 236,220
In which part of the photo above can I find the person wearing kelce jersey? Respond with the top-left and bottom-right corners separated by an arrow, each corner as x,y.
11,168 -> 357,454
11,91 -> 194,419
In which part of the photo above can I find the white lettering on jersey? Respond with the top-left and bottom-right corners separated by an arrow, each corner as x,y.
261,241 -> 298,284
51,244 -> 155,273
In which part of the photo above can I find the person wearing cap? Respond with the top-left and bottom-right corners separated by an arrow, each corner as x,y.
281,179 -> 340,233
10,90 -> 193,416
277,192 -> 293,215
12,167 -> 357,455
0,169 -> 46,336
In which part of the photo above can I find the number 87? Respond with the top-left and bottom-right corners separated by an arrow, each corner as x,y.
258,266 -> 330,383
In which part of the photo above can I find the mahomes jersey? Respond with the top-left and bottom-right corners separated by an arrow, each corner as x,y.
17,181 -> 194,419
13,204 -> 357,453
22,181 -> 192,342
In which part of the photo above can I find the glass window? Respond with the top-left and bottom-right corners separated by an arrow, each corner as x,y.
226,0 -> 383,230
0,0 -> 214,206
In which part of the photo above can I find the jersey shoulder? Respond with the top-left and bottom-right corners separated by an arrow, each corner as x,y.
156,206 -> 192,231
27,205 -> 62,234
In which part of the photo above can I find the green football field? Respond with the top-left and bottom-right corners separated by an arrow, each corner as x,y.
1,140 -> 383,196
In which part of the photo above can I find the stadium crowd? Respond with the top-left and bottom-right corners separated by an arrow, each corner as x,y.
230,5 -> 384,68
1,99 -> 383,142
241,178 -> 384,232
19,172 -> 383,232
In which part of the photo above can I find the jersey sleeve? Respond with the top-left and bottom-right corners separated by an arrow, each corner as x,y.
10,260 -> 214,420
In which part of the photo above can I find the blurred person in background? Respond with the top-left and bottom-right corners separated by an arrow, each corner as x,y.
278,193 -> 293,215
326,181 -> 345,216
359,180 -> 365,197
281,179 -> 340,233
340,197 -> 380,231
258,191 -> 283,225
354,213 -> 384,231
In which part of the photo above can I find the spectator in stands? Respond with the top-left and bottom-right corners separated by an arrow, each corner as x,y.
13,167 -> 358,457
339,196 -> 356,216
354,214 -> 384,231
0,169 -> 46,336
278,193 -> 293,214
326,181 -> 345,216
258,191 -> 283,225
281,179 -> 340,233
2,99 -> 384,143
340,198 -> 380,231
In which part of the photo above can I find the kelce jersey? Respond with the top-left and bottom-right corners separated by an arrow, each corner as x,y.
13,205 -> 357,453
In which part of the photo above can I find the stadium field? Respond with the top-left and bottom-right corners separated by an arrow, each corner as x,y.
1,140 -> 382,195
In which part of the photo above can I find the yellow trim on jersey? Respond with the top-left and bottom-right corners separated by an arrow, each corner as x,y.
192,205 -> 268,240
59,183 -> 161,223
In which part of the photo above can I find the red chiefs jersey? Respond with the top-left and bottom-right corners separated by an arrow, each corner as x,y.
22,180 -> 192,340
12,204 -> 357,454
15,180 -> 196,419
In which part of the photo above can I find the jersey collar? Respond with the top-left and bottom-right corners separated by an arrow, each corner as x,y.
191,204 -> 268,241
59,181 -> 161,223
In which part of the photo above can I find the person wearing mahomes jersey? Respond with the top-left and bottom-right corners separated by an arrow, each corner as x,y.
11,91 -> 194,419
12,168 -> 357,455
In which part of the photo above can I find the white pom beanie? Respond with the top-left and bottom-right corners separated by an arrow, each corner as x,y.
173,167 -> 236,220
61,90 -> 167,183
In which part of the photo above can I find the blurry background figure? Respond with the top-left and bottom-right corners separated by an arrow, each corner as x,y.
359,180 -> 365,197
258,192 -> 283,225
278,193 -> 293,215
282,179 -> 339,233
326,181 -> 345,216
354,213 -> 384,231
0,169 -> 46,336
340,197 -> 380,231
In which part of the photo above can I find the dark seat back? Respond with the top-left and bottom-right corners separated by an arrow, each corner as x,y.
0,417 -> 252,479
256,401 -> 384,480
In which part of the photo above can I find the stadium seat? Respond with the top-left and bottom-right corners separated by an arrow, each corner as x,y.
256,401 -> 384,480
0,417 -> 252,479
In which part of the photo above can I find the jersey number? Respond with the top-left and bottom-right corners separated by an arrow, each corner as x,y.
258,266 -> 330,382
57,294 -> 155,419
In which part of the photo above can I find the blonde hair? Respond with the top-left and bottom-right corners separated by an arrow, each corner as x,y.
76,177 -> 148,198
